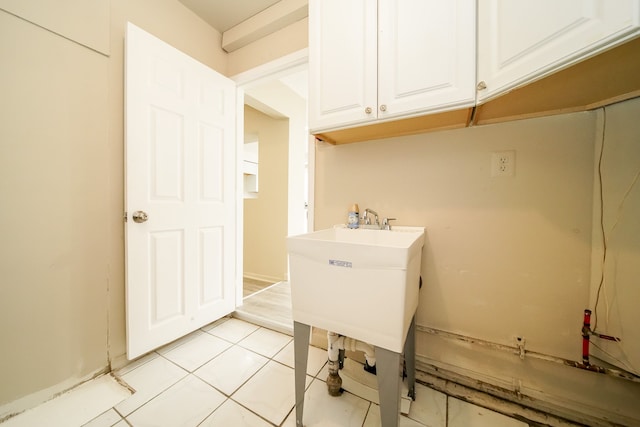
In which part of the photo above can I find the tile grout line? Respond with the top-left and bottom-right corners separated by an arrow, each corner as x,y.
118,321 -> 295,426
113,318 -> 426,427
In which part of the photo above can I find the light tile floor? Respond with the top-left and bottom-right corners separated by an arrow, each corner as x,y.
4,317 -> 530,427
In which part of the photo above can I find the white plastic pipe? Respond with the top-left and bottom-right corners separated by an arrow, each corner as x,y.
327,331 -> 376,368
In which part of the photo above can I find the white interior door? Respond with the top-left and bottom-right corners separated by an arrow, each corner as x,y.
125,23 -> 237,359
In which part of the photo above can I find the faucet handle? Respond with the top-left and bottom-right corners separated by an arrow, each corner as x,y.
382,218 -> 396,230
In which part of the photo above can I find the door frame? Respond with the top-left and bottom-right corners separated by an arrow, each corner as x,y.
232,48 -> 311,303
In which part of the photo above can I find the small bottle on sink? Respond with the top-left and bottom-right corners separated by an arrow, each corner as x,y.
347,203 -> 359,229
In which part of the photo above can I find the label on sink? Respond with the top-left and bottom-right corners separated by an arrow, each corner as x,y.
329,259 -> 352,268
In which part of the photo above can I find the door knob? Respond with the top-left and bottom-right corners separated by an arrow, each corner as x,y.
132,211 -> 148,223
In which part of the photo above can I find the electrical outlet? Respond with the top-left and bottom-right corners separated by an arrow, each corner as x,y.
491,150 -> 515,177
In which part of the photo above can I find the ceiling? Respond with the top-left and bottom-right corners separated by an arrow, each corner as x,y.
178,0 -> 282,33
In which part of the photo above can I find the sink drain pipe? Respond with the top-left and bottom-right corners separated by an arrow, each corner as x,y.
327,331 -> 376,396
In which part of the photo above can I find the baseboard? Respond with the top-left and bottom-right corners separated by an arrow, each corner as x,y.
0,365 -> 110,422
414,327 -> 640,427
306,324 -> 639,426
414,361 -> 583,427
110,352 -> 133,371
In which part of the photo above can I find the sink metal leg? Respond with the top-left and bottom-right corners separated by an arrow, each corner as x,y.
293,321 -> 310,427
404,315 -> 416,400
374,346 -> 401,427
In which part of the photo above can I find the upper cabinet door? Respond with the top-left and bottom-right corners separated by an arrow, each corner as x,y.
477,0 -> 640,103
309,0 -> 476,135
308,0 -> 378,132
378,0 -> 476,120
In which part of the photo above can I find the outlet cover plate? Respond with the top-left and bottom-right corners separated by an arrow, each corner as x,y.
491,150 -> 515,177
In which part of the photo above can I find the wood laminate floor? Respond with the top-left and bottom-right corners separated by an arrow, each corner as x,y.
234,281 -> 293,335
243,278 -> 274,297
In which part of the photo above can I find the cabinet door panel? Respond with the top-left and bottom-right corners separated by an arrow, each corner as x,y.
478,0 -> 640,102
309,0 -> 377,132
378,0 -> 476,119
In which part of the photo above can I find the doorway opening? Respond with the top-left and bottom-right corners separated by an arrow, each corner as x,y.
232,50 -> 311,334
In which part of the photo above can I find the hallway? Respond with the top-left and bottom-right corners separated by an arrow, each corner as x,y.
235,281 -> 293,335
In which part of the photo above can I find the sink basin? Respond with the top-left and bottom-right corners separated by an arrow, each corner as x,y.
287,225 -> 424,353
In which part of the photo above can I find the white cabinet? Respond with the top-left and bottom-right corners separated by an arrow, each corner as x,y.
309,0 -> 476,133
243,139 -> 259,198
477,0 -> 640,103
308,0 -> 377,131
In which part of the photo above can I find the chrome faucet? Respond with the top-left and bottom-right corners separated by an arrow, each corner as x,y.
381,217 -> 396,230
361,208 -> 396,229
362,208 -> 379,226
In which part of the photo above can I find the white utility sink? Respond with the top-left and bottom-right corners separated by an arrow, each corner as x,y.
287,225 -> 425,352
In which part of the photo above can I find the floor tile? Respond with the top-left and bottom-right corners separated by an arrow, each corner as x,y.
156,330 -> 203,355
406,383 -> 446,427
5,312 -> 535,427
114,356 -> 187,416
82,408 -> 123,427
273,341 -> 328,376
238,327 -> 292,358
448,397 -> 528,427
202,316 -> 232,331
363,403 -> 426,427
3,375 -> 130,427
114,352 -> 159,377
199,399 -> 272,427
126,375 -> 225,427
194,345 -> 268,395
282,379 -> 370,427
161,331 -> 232,372
232,360 -> 297,426
205,318 -> 260,343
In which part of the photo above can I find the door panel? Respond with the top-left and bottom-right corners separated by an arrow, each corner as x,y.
125,22 -> 237,359
150,231 -> 185,324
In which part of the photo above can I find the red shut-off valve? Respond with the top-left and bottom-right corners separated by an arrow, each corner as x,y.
581,309 -> 621,367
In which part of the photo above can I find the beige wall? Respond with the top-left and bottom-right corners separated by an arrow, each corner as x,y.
0,0 -> 228,411
243,106 -> 289,282
589,97 -> 640,375
0,0 -> 110,54
315,110 -> 594,357
0,8 -> 109,409
0,0 -> 304,412
227,18 -> 308,76
313,102 -> 640,422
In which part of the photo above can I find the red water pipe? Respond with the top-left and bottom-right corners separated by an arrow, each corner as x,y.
578,308 -> 621,372
581,309 -> 592,366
